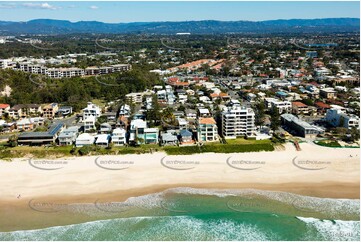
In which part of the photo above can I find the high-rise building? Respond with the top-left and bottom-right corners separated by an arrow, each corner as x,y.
222,106 -> 255,138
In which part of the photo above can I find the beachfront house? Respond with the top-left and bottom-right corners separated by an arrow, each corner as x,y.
95,134 -> 111,147
75,133 -> 95,147
129,119 -> 159,145
160,131 -> 179,146
58,126 -> 79,145
111,128 -> 126,146
179,129 -> 193,144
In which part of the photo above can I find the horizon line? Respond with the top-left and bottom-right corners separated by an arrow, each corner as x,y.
1,17 -> 360,24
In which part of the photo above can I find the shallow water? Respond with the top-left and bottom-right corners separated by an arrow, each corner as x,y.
0,188 -> 359,241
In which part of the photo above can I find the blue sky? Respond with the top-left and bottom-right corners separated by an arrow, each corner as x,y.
0,1 -> 359,23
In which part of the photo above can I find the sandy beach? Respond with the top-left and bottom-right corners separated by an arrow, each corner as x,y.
0,142 -> 359,231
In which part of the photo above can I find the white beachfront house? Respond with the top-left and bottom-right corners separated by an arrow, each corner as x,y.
95,134 -> 111,147
129,119 -> 159,144
58,126 -> 79,145
112,128 -> 127,146
75,133 -> 95,147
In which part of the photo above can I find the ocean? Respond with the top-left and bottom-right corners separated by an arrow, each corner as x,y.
0,188 -> 359,241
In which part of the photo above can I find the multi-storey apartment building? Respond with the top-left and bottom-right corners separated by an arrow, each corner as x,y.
325,109 -> 359,129
83,102 -> 101,119
126,92 -> 144,104
221,106 -> 255,138
197,117 -> 218,142
8,104 -> 42,119
83,116 -> 96,132
15,62 -> 131,78
42,103 -> 59,119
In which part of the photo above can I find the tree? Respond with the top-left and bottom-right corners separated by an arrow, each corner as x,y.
7,135 -> 18,147
270,108 -> 281,131
254,102 -> 266,127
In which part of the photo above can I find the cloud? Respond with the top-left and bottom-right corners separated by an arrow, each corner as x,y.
22,2 -> 60,10
0,3 -> 17,9
89,5 -> 99,10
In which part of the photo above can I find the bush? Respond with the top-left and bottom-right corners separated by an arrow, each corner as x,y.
78,146 -> 91,156
316,140 -> 341,147
164,143 -> 274,155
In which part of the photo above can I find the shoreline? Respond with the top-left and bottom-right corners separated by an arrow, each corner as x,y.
0,142 -> 359,231
0,182 -> 359,232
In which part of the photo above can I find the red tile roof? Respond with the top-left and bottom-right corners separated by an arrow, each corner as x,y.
199,117 -> 216,125
315,102 -> 331,109
0,104 -> 10,109
292,101 -> 308,107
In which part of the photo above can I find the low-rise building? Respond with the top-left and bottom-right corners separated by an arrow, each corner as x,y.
281,114 -> 323,138
292,102 -> 309,115
58,126 -> 79,145
126,92 -> 144,104
76,133 -> 95,147
320,88 -> 337,99
265,98 -> 292,114
16,118 -> 34,131
17,123 -> 64,145
95,134 -> 111,147
0,104 -> 10,116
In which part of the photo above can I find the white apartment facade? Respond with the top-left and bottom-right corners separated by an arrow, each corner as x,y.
325,109 -> 359,129
222,106 -> 255,138
112,128 -> 127,146
83,102 -> 101,119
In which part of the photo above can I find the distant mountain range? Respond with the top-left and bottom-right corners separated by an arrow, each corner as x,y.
0,18 -> 359,35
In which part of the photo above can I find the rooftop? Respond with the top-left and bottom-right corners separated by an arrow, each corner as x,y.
199,117 -> 216,125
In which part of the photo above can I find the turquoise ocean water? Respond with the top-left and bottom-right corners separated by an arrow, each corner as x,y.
0,188 -> 359,241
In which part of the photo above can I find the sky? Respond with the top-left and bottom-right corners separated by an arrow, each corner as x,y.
0,1 -> 359,23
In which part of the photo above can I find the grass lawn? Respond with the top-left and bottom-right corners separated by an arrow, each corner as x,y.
164,138 -> 274,155
0,139 -> 275,159
91,99 -> 106,108
314,140 -> 342,148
